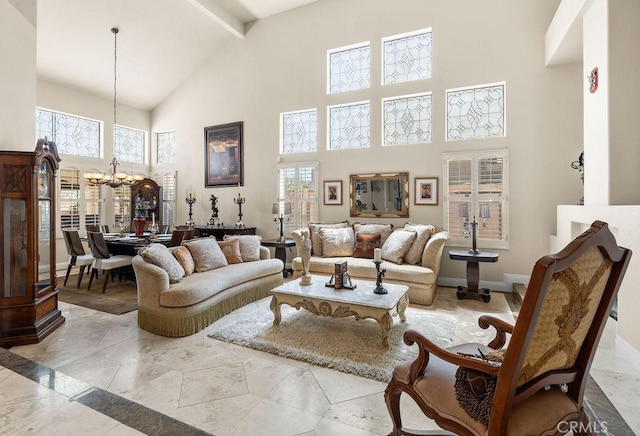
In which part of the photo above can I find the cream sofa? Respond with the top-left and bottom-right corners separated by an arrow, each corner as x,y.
132,245 -> 283,337
291,224 -> 447,306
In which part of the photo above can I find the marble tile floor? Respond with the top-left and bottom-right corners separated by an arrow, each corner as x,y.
0,288 -> 637,435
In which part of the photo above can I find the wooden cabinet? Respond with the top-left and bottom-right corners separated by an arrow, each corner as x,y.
131,178 -> 162,230
193,226 -> 256,239
0,139 -> 65,347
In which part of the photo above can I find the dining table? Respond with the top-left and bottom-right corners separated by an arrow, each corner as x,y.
101,233 -> 174,256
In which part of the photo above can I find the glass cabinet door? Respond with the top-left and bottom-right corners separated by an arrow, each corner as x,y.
2,198 -> 28,297
37,162 -> 52,290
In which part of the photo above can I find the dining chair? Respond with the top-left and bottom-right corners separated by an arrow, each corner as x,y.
384,220 -> 631,436
100,224 -> 110,233
160,224 -> 171,234
169,229 -> 195,247
62,230 -> 95,288
86,225 -> 100,234
87,231 -> 134,293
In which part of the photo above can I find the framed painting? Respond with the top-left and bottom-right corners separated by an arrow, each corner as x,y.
323,180 -> 342,205
415,177 -> 438,205
204,121 -> 243,187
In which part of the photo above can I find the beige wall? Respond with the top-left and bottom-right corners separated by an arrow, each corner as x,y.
0,0 -> 37,151
152,0 -> 582,282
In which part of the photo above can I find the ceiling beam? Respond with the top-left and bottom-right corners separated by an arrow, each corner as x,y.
186,0 -> 245,38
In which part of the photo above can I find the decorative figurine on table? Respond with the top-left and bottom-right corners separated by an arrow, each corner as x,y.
208,194 -> 219,227
234,192 -> 245,228
293,229 -> 312,285
149,212 -> 159,239
373,248 -> 387,294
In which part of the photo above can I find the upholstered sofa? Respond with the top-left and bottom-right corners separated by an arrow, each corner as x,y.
132,236 -> 283,337
291,222 -> 447,306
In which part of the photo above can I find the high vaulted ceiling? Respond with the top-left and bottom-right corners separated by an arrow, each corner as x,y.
36,0 -> 320,111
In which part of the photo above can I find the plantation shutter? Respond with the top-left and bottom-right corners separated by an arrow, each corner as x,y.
59,169 -> 81,230
278,163 -> 318,235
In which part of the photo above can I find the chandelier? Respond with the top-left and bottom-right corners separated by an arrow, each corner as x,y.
84,27 -> 143,188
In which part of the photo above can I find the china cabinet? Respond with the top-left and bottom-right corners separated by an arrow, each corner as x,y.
0,139 -> 65,347
131,178 -> 162,230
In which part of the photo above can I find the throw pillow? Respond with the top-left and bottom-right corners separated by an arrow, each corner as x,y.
309,221 -> 350,256
352,222 -> 394,246
184,238 -> 228,272
380,229 -> 417,264
223,235 -> 262,261
353,233 -> 381,258
320,227 -> 355,257
218,238 -> 243,264
138,243 -> 185,283
172,246 -> 195,275
403,223 -> 436,265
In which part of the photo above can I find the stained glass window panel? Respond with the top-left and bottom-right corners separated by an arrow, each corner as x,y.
328,102 -> 371,150
114,125 -> 145,164
157,131 -> 176,164
383,93 -> 432,146
383,29 -> 432,85
281,110 -> 317,154
446,83 -> 505,141
328,43 -> 370,94
36,109 -> 100,157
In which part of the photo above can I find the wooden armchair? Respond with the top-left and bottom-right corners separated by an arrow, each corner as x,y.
385,221 -> 631,435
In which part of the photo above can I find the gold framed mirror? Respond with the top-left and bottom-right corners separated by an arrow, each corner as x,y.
349,172 -> 409,217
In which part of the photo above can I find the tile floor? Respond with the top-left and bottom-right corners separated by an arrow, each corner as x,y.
0,288 -> 637,435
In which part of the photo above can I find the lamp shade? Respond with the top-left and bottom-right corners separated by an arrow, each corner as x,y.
284,202 -> 292,215
479,203 -> 491,219
458,203 -> 469,218
271,203 -> 279,215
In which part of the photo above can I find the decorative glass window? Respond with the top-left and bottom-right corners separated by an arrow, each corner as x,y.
328,42 -> 370,94
157,131 -> 176,164
443,149 -> 508,250
278,164 -> 318,234
36,108 -> 100,157
114,125 -> 145,164
281,109 -> 318,154
382,92 -> 432,146
328,101 -> 371,150
446,82 -> 506,141
382,28 -> 432,85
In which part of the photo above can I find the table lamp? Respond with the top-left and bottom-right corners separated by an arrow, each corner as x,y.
272,202 -> 292,242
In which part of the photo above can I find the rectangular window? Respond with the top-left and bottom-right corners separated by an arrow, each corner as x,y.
59,169 -> 81,230
382,28 -> 432,85
84,182 -> 104,231
443,150 -> 508,249
446,82 -> 506,141
36,108 -> 100,157
157,131 -> 176,164
382,92 -> 432,146
281,109 -> 318,154
327,42 -> 370,94
327,101 -> 371,150
113,185 -> 132,230
153,171 -> 176,229
277,164 -> 318,235
114,125 -> 145,164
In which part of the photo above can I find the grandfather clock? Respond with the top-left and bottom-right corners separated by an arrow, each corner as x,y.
0,139 -> 65,347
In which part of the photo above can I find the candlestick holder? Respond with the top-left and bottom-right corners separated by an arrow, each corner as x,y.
185,193 -> 196,226
234,192 -> 245,227
373,260 -> 388,294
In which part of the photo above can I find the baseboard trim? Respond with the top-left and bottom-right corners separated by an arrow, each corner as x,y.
616,335 -> 640,364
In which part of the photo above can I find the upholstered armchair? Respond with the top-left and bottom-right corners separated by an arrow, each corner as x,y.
385,221 -> 631,435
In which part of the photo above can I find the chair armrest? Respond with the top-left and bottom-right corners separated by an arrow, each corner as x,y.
132,256 -> 170,310
478,315 -> 514,349
403,329 -> 500,384
259,246 -> 270,260
420,231 -> 448,274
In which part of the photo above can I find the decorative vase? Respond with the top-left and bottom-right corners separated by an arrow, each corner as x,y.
134,216 -> 146,236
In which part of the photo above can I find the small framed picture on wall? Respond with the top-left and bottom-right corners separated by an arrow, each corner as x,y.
414,177 -> 438,205
323,180 -> 342,205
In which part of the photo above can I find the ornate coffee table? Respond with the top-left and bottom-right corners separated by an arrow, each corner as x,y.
269,275 -> 409,347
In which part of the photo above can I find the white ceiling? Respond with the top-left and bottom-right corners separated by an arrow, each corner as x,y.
36,0 -> 320,111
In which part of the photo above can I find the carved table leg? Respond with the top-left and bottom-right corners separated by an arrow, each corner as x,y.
378,312 -> 393,347
270,295 -> 281,325
397,294 -> 409,322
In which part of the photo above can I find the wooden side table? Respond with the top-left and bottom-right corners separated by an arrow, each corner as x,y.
448,249 -> 499,303
261,239 -> 295,277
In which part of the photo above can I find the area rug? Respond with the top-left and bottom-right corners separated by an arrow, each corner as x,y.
208,301 -> 456,382
57,276 -> 138,315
